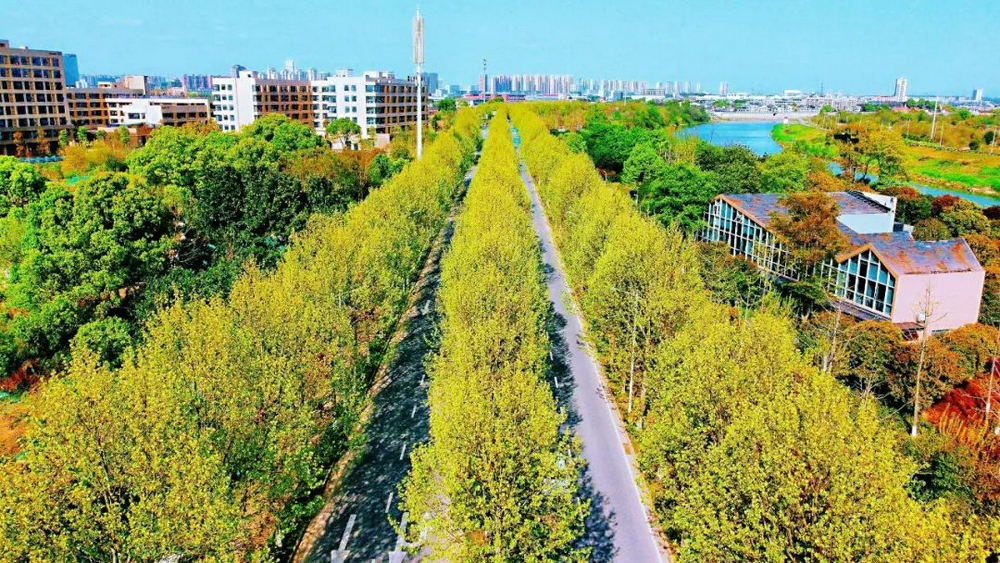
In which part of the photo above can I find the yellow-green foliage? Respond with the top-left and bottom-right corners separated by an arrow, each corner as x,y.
401,110 -> 587,562
512,105 -> 707,421
0,110 -> 480,561
510,105 -> 998,561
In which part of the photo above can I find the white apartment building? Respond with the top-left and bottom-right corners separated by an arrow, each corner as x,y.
106,97 -> 210,127
211,69 -> 426,140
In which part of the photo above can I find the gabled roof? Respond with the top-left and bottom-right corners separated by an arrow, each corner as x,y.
713,192 -> 984,276
718,191 -> 890,229
840,230 -> 984,275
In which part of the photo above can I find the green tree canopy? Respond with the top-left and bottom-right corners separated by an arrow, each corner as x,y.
638,162 -> 719,232
0,156 -> 46,215
435,97 -> 457,112
760,150 -> 810,193
621,142 -> 666,186
324,117 -> 362,148
242,113 -> 321,153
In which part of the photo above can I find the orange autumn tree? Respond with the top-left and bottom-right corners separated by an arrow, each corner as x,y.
768,191 -> 850,312
770,191 -> 850,270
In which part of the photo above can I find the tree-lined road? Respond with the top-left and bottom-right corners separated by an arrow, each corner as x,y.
518,149 -> 667,563
295,163 -> 477,563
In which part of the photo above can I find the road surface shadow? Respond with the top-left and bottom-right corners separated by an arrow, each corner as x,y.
545,303 -> 617,562
303,188 -> 464,563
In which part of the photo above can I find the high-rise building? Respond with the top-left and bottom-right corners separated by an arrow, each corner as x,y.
719,81 -> 728,96
230,64 -> 246,77
211,69 -> 427,140
973,88 -> 984,102
63,53 -> 79,87
181,74 -> 211,93
893,77 -> 908,101
0,39 -> 72,156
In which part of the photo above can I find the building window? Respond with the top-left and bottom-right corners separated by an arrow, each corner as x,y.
829,249 -> 895,316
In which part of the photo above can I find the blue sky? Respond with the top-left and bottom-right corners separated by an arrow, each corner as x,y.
3,0 -> 997,96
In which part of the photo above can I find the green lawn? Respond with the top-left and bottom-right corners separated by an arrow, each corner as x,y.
771,123 -> 1000,194
771,124 -> 838,158
905,146 -> 1000,193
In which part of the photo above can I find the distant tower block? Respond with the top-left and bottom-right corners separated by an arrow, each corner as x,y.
894,77 -> 908,101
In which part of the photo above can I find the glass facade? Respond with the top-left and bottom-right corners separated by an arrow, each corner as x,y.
703,198 -> 896,317
703,198 -> 798,279
823,249 -> 895,316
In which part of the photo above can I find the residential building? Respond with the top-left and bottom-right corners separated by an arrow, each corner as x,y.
66,86 -> 141,128
973,88 -> 984,102
122,74 -> 150,95
182,74 -> 211,93
211,69 -> 427,140
703,191 -> 984,333
106,97 -> 210,127
0,39 -> 71,155
210,70 -> 311,132
894,76 -> 908,101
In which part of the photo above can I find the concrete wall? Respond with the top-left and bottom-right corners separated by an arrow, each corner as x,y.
837,211 -> 895,234
890,270 -> 985,332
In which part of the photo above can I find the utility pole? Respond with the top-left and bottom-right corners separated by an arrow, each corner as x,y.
929,96 -> 939,144
413,7 -> 424,160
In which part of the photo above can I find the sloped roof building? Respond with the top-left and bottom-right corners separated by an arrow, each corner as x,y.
704,191 -> 984,333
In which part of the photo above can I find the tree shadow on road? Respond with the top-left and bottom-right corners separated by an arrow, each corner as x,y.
546,304 -> 616,563
303,212 -> 458,563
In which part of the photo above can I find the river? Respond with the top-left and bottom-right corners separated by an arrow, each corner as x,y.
678,121 -> 783,156
682,121 -> 1000,207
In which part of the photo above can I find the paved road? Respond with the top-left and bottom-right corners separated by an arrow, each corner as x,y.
517,154 -> 666,563
295,163 -> 477,563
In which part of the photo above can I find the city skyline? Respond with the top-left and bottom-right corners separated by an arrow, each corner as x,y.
5,0 -> 998,96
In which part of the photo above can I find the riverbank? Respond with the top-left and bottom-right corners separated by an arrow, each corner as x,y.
771,121 -> 1000,201
711,111 -> 818,123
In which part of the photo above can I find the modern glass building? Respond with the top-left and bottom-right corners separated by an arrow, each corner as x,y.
704,192 -> 985,332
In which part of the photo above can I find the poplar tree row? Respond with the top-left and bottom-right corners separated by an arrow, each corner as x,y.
510,105 -> 999,561
400,110 -> 588,562
0,112 -> 480,562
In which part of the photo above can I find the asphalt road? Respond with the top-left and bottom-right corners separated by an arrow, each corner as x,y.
296,162 -> 477,563
518,153 -> 667,563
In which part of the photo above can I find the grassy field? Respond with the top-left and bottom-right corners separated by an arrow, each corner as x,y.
771,124 -> 838,158
904,145 -> 1000,193
772,123 -> 1000,195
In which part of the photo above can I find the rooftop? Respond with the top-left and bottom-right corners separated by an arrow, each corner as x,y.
843,230 -> 983,275
716,191 -> 983,276
721,191 -> 890,229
